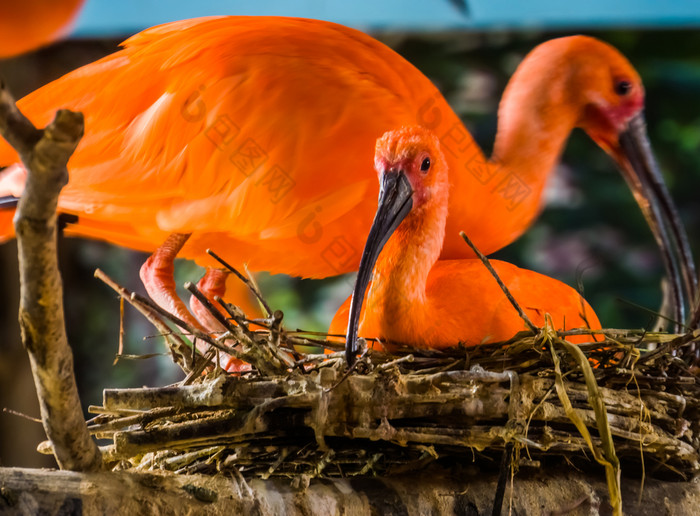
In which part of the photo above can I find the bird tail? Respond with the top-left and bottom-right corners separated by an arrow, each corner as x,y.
0,195 -> 17,241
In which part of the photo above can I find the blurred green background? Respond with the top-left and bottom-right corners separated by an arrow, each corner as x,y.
1,26 -> 700,467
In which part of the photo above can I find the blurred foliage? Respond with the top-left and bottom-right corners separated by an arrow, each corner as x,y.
2,28 -> 700,463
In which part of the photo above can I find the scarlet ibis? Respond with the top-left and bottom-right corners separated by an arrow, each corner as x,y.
0,17 -> 694,349
0,0 -> 85,58
331,126 -> 601,364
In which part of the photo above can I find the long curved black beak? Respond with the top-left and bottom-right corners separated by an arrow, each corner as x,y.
345,170 -> 413,366
617,113 -> 697,329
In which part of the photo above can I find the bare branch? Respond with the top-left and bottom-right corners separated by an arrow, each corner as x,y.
460,231 -> 538,333
0,81 -> 102,471
206,248 -> 272,317
94,268 -> 209,374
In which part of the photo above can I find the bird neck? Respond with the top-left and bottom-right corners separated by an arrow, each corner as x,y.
491,60 -> 579,195
366,189 -> 447,326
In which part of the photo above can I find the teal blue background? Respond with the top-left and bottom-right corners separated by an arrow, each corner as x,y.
71,0 -> 700,36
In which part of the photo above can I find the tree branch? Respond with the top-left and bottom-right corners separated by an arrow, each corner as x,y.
0,81 -> 101,471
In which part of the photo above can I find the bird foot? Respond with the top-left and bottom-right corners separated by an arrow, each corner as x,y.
140,233 -> 250,373
190,268 -> 251,373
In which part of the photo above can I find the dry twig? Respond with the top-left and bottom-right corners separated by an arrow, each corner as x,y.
0,81 -> 101,471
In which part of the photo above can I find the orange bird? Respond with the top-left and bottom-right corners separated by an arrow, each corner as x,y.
330,126 -> 601,363
0,0 -> 85,58
0,18 -> 693,349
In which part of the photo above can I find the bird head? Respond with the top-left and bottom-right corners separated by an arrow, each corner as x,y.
373,125 -> 448,214
345,126 -> 448,365
564,36 -> 645,157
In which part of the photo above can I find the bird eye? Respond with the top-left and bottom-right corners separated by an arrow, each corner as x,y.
420,157 -> 431,172
614,80 -> 632,96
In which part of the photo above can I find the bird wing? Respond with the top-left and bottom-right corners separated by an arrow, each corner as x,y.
0,16 -> 451,275
426,260 -> 601,345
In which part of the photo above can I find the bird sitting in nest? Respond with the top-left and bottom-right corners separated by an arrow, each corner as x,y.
331,126 -> 602,365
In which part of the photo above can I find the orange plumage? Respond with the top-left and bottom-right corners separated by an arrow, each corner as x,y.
332,126 -> 600,355
0,0 -> 84,58
0,19 -> 675,274
331,259 -> 600,348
